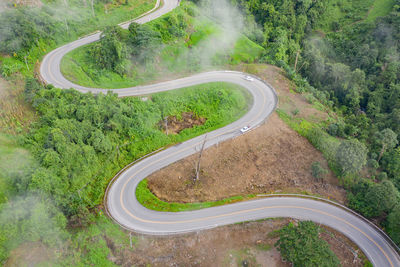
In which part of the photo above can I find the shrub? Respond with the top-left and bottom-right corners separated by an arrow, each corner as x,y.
311,162 -> 328,181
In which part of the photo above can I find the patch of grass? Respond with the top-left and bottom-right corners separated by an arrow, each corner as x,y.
316,0 -> 375,32
256,243 -> 272,251
136,179 -> 256,212
230,36 -> 264,64
366,0 -> 396,22
51,0 -> 157,42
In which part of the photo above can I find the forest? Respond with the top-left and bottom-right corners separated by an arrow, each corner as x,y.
0,0 -> 399,265
230,0 -> 400,245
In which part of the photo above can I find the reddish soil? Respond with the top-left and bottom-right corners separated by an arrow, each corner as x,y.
159,112 -> 206,134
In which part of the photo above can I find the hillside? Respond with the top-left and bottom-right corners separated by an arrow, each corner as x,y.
0,0 -> 399,266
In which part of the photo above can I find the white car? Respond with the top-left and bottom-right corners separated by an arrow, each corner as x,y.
243,75 -> 254,82
240,126 -> 250,133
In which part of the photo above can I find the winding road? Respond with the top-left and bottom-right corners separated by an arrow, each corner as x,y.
39,0 -> 400,266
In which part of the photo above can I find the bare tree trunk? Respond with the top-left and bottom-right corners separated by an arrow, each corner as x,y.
194,136 -> 207,182
90,0 -> 95,17
64,18 -> 69,35
378,144 -> 386,163
63,0 -> 68,7
24,56 -> 29,71
294,50 -> 300,72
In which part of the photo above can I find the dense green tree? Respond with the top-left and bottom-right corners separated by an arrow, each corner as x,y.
89,26 -> 128,74
374,128 -> 398,162
349,179 -> 399,218
0,8 -> 58,54
275,221 -> 340,267
0,195 -> 69,263
335,139 -> 367,175
387,205 -> 400,245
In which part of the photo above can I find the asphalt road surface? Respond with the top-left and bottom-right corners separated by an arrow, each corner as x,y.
39,0 -> 400,266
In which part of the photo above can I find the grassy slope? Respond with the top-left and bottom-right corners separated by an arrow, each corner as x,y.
366,0 -> 396,22
60,2 -> 264,88
315,0 -> 395,32
136,179 -> 256,212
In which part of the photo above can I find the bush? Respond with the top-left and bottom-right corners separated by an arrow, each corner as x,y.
311,162 -> 328,181
275,221 -> 340,267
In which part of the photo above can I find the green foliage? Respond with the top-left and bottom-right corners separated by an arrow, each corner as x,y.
311,162 -> 328,181
58,214 -> 131,266
0,8 -> 59,54
0,195 -> 69,264
24,81 -> 249,217
366,0 -> 396,22
0,0 -> 157,77
136,179 -> 254,212
335,139 -> 367,175
60,1 -> 265,89
387,204 -> 400,244
349,179 -> 399,218
373,128 -> 398,162
275,221 -> 340,267
89,26 -> 128,74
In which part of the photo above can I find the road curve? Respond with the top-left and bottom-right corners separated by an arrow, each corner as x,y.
39,0 -> 400,266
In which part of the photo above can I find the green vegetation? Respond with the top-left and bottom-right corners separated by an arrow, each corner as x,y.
1,0 -> 400,264
239,0 -> 400,245
314,0 -> 375,32
311,162 -> 328,181
275,221 -> 340,267
24,80 -> 249,218
0,0 -> 156,77
366,0 -> 396,22
136,179 -> 255,212
0,79 -> 250,264
61,1 -> 264,88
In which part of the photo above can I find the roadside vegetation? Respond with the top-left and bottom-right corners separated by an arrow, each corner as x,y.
0,0 -> 399,265
137,179 -> 255,212
275,221 -> 340,266
0,79 -> 249,263
60,1 -> 264,88
0,0 -> 156,77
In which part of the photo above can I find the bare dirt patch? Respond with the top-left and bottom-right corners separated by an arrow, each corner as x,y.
108,219 -> 364,266
148,113 -> 346,204
159,112 -> 206,135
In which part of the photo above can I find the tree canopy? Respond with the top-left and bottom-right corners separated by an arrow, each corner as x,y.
275,221 -> 340,267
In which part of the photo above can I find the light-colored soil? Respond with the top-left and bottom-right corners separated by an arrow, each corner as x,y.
147,65 -> 346,204
107,219 -> 364,266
